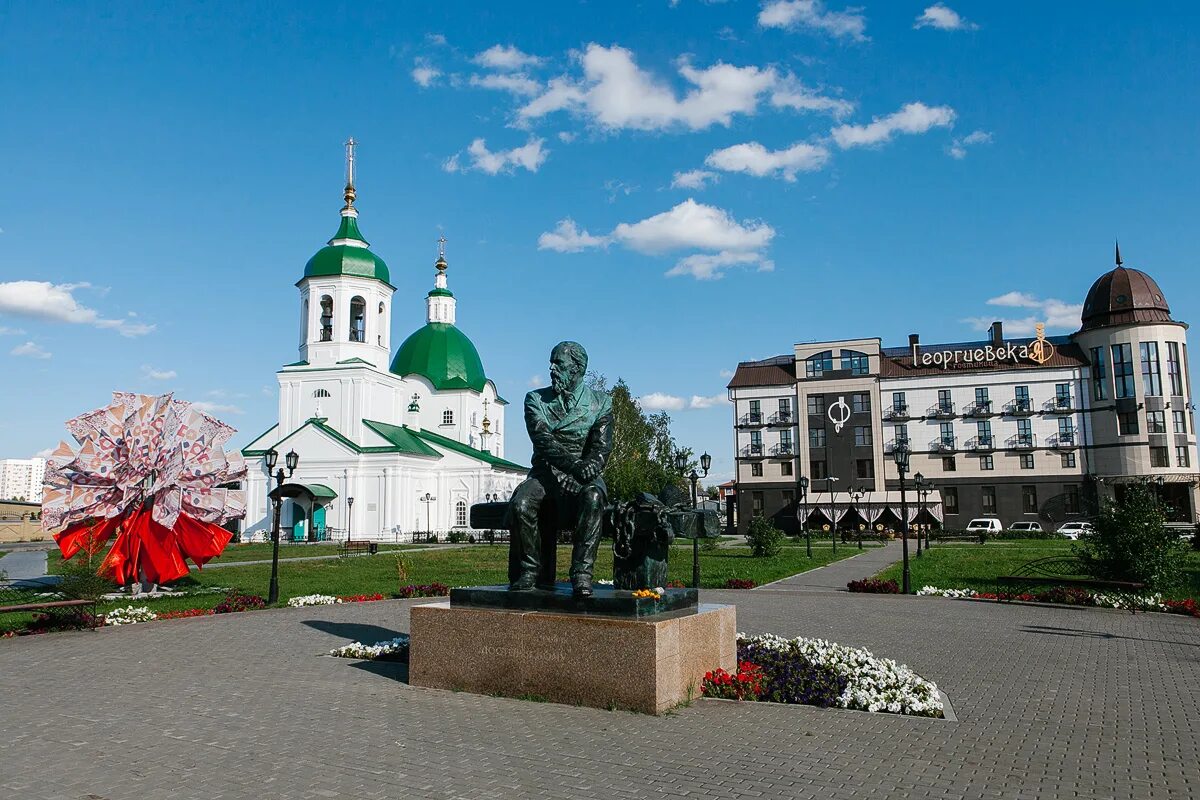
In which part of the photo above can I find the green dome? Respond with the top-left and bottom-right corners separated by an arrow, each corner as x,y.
303,215 -> 391,285
390,322 -> 487,391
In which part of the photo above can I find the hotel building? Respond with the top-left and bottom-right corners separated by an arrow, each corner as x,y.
727,256 -> 1197,532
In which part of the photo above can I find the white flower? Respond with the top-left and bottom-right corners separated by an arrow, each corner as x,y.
288,594 -> 343,607
330,635 -> 411,660
105,605 -> 158,626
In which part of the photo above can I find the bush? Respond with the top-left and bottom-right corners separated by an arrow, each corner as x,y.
745,517 -> 784,558
1077,483 -> 1187,589
57,556 -> 117,601
847,578 -> 899,594
397,583 -> 450,598
447,530 -> 468,544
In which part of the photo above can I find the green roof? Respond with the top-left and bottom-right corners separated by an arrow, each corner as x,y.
362,420 -> 442,457
336,357 -> 374,365
302,215 -> 392,285
390,322 -> 488,391
299,483 -> 338,500
409,425 -> 528,472
428,288 -> 454,298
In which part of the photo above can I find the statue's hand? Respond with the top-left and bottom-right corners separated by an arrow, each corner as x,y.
575,461 -> 601,482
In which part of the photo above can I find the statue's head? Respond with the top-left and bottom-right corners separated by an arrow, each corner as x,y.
549,341 -> 588,395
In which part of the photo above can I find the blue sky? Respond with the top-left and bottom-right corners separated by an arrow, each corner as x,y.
1,1 -> 1197,484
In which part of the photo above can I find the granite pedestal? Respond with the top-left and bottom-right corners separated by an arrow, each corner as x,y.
409,591 -> 736,715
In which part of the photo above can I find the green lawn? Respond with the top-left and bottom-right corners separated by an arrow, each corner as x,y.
874,540 -> 1200,600
45,541 -> 422,574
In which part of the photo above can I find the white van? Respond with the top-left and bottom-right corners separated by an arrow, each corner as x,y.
965,518 -> 1003,535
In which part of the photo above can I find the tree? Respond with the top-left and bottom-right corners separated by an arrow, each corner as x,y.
588,375 -> 688,502
1077,483 -> 1187,589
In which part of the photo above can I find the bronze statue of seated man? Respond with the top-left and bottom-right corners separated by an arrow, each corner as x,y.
508,341 -> 612,597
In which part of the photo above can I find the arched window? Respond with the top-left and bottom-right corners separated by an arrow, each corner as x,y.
377,300 -> 386,346
319,296 -> 334,342
442,409 -> 454,426
805,350 -> 833,378
349,296 -> 366,343
312,389 -> 331,398
840,349 -> 869,375
300,298 -> 309,345
455,499 -> 467,528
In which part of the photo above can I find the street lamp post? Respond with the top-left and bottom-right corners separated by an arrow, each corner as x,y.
347,496 -> 355,543
264,447 -> 299,605
893,441 -> 911,594
675,450 -> 712,589
913,472 -> 925,557
849,486 -> 865,550
420,492 -> 436,542
916,477 -> 934,551
797,475 -> 811,557
827,476 -> 840,554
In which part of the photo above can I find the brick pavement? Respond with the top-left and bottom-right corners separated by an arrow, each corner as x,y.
1,588 -> 1197,799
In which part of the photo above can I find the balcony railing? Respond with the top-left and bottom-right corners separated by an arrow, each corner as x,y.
962,400 -> 995,418
768,411 -> 794,426
884,438 -> 911,454
1044,396 -> 1076,414
1003,398 -> 1035,416
1006,433 -> 1037,450
769,443 -> 795,457
738,443 -> 766,458
883,405 -> 911,421
930,436 -> 957,453
737,413 -> 766,427
965,435 -> 995,451
1048,432 -> 1077,449
927,402 -> 956,419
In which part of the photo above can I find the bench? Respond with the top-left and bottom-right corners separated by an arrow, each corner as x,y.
996,556 -> 1146,596
338,540 -> 378,557
0,580 -> 100,628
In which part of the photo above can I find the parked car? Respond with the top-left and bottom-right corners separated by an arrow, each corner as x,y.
965,518 -> 1004,535
1056,521 -> 1095,540
1008,522 -> 1044,533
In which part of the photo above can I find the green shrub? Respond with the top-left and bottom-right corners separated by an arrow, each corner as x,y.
1077,483 -> 1187,589
746,517 -> 784,558
57,555 -> 116,601
447,530 -> 468,544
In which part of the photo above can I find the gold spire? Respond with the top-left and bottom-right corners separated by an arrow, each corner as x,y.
435,235 -> 448,272
342,137 -> 357,212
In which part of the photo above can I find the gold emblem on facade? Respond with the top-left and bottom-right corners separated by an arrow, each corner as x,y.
1028,323 -> 1056,365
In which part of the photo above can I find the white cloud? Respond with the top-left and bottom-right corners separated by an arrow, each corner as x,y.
0,326 -> 25,335
528,374 -> 544,387
444,137 -> 548,175
666,250 -> 772,281
640,392 -> 687,411
426,33 -> 448,46
688,393 -> 730,409
34,447 -> 55,459
831,102 -> 956,149
191,401 -> 245,416
704,140 -> 830,181
671,169 -> 719,190
962,292 -> 1083,334
10,341 -> 50,359
758,1 -> 868,41
948,129 -> 993,159
537,219 -> 608,253
914,4 -> 978,31
141,365 -> 177,381
0,280 -> 153,337
411,58 -> 441,87
473,45 -> 544,71
469,73 -> 542,96
557,131 -> 576,143
770,76 -> 855,119
719,368 -> 735,378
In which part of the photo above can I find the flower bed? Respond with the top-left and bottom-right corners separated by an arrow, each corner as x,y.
329,634 -> 410,662
847,578 -> 899,594
339,593 -> 386,603
723,578 -> 756,590
916,585 -> 1200,617
287,594 -> 342,607
397,583 -> 450,598
703,633 -> 943,718
105,605 -> 158,626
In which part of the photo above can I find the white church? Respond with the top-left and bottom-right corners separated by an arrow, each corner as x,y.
241,142 -> 526,542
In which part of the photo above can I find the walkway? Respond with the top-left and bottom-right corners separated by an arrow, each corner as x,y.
759,540 -> 903,591
0,549 -> 47,582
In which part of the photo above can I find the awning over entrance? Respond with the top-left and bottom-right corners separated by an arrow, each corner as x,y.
268,482 -> 339,503
801,490 -> 943,523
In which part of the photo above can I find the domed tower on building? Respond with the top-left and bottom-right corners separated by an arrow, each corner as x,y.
1072,244 -> 1196,520
240,142 -> 525,544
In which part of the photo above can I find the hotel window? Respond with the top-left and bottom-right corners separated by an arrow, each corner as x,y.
1055,383 -> 1071,408
944,487 -> 959,514
782,489 -> 795,507
841,349 -> 870,375
749,399 -> 761,423
752,492 -> 764,518
892,392 -> 907,413
943,457 -> 956,471
806,350 -> 834,378
1022,485 -> 1038,514
1178,447 -> 1191,468
781,461 -> 793,477
807,395 -> 825,416
780,429 -> 793,451
939,422 -> 954,448
851,393 -> 871,413
442,409 -> 454,426
778,398 -> 792,421
894,423 -> 909,445
855,426 -> 872,446
455,500 -> 468,528
750,431 -> 762,453
977,420 -> 992,446
1020,453 -> 1034,470
1090,346 -> 1108,400
1147,410 -> 1167,434
1167,342 -> 1184,396
1058,417 -> 1073,439
1140,342 -> 1162,396
1112,343 -> 1134,398
981,455 -> 995,470
1061,452 -> 1077,468
1150,446 -> 1169,468
1015,385 -> 1030,412
1117,411 -> 1139,435
810,460 -> 827,480
1017,419 -> 1033,445
982,486 -> 996,513
810,428 -> 826,448
974,387 -> 989,408
751,463 -> 763,477
1064,486 -> 1081,514
1174,410 -> 1188,434
856,459 -> 873,479
937,389 -> 952,414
